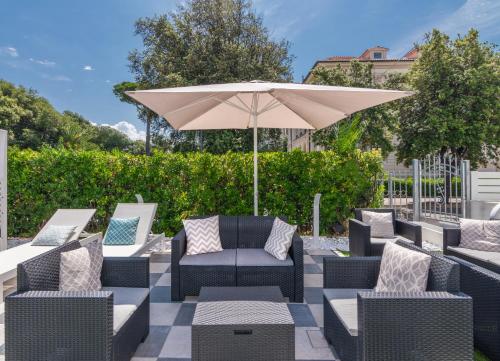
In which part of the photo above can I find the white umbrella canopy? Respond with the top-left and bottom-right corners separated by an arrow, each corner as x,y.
126,80 -> 412,215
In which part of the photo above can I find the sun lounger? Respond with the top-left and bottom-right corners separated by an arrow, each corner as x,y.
102,203 -> 165,257
0,209 -> 96,301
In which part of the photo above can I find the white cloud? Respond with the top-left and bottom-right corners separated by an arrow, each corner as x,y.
391,0 -> 500,57
102,121 -> 146,141
29,58 -> 56,66
0,46 -> 18,57
83,65 -> 94,71
41,73 -> 71,82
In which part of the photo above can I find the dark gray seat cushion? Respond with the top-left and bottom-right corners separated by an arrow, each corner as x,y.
370,236 -> 414,255
448,246 -> 500,267
236,248 -> 294,267
323,288 -> 372,337
180,249 -> 236,266
102,287 -> 149,335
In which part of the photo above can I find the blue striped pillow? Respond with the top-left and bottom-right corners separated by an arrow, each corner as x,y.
103,217 -> 140,245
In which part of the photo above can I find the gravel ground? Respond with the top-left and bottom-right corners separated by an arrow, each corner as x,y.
8,235 -> 442,254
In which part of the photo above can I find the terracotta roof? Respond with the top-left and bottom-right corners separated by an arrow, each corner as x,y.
322,46 -> 419,62
325,56 -> 355,61
319,58 -> 415,63
402,47 -> 419,60
359,46 -> 389,60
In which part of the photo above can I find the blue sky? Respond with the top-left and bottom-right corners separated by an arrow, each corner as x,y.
1,0 -> 498,140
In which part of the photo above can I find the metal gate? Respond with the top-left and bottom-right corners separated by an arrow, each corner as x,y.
385,156 -> 470,223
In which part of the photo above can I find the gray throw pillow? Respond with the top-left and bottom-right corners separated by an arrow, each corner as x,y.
59,239 -> 103,291
361,211 -> 394,238
460,219 -> 500,252
264,218 -> 297,260
32,225 -> 77,246
375,242 -> 431,292
183,216 -> 223,255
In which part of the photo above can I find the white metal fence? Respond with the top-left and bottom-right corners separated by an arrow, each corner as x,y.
385,156 -> 470,223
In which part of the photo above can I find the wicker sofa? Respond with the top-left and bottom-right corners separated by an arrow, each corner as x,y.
443,226 -> 500,360
349,208 -> 422,256
323,240 -> 473,361
171,215 -> 303,302
5,240 -> 150,361
443,226 -> 500,274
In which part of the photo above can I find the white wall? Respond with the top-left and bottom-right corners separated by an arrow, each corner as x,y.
0,130 -> 6,251
471,171 -> 500,201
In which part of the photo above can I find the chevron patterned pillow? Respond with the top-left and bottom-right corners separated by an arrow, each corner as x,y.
183,216 -> 223,255
264,217 -> 297,260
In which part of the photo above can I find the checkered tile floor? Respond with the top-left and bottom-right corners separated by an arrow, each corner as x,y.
0,248 -> 340,361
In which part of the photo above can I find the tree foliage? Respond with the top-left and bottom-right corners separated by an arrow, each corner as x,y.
395,29 -> 500,168
0,79 -> 144,153
308,60 -> 401,157
124,0 -> 293,153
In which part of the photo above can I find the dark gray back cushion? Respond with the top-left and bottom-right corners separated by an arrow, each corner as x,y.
17,240 -> 82,292
237,216 -> 276,248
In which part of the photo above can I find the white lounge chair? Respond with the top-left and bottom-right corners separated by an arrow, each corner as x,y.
102,203 -> 165,257
0,208 -> 96,301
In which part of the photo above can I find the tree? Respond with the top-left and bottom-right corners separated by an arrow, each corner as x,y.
122,0 -> 293,153
0,79 -> 145,152
113,81 -> 156,155
308,60 -> 399,156
395,29 -> 500,168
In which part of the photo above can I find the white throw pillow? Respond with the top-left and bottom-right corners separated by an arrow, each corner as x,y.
183,216 -> 223,255
59,239 -> 103,291
460,219 -> 500,252
32,225 -> 77,246
264,218 -> 297,260
361,211 -> 394,238
375,242 -> 431,292
484,220 -> 500,239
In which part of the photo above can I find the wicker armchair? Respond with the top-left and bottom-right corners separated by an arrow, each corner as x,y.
323,240 -> 473,361
5,240 -> 150,361
349,208 -> 422,256
444,224 -> 500,360
171,215 -> 303,302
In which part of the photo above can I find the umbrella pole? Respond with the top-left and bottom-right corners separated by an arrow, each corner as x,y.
253,103 -> 258,216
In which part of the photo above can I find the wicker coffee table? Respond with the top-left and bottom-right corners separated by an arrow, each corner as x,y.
192,287 -> 295,361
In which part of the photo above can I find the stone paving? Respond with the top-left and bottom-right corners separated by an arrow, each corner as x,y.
0,235 -> 443,361
0,244 -> 340,361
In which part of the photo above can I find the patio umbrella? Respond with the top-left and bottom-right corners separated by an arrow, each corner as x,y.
126,80 -> 412,216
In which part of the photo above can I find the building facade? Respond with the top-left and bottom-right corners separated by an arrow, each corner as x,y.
286,46 -> 418,172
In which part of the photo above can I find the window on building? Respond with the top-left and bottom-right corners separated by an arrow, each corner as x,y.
373,52 -> 382,59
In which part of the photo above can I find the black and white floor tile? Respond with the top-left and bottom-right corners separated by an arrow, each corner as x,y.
0,248 -> 339,361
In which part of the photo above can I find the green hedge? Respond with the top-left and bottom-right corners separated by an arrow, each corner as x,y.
384,177 -> 461,197
8,147 -> 384,236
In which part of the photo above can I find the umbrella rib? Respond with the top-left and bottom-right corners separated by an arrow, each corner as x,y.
234,95 -> 252,113
274,90 -> 350,117
272,100 -> 316,129
160,93 -> 221,119
257,98 -> 282,115
216,97 -> 251,114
